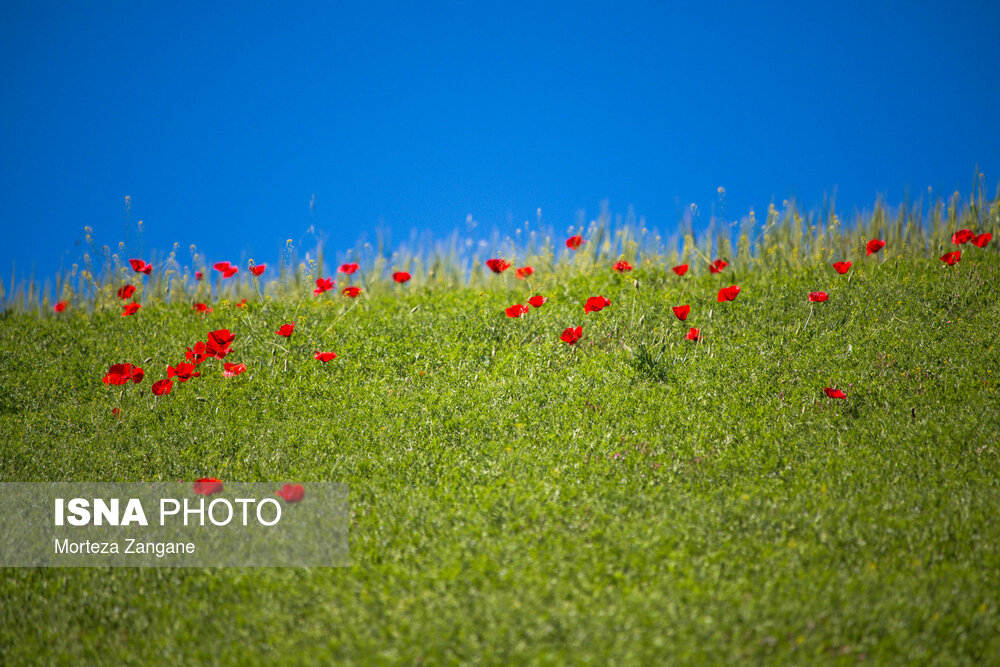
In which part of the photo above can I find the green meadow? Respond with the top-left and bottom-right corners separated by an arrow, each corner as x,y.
1,195 -> 999,663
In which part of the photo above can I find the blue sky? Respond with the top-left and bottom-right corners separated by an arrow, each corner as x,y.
2,0 -> 998,278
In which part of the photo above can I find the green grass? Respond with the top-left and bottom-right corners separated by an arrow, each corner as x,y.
1,252 -> 999,664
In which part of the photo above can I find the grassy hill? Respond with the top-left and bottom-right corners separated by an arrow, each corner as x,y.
1,200 -> 999,663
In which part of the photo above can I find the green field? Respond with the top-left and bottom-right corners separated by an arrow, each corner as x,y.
2,201 -> 1000,663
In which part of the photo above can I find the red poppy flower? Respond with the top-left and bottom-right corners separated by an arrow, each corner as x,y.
613,261 -> 633,273
560,326 -> 583,344
515,266 -> 534,279
808,292 -> 829,302
393,271 -> 411,283
709,259 -> 728,274
193,478 -> 224,496
505,304 -> 529,318
832,261 -> 852,274
104,364 -> 144,385
112,407 -> 120,416
972,233 -> 992,248
236,299 -> 247,308
53,301 -> 67,313
121,302 -> 142,317
685,327 -> 701,341
823,387 -> 847,399
314,351 -> 338,362
222,362 -> 246,377
939,251 -> 961,266
103,363 -> 144,385
167,362 -> 201,382
342,286 -> 362,298
206,329 -> 235,358
129,258 -> 152,275
195,271 -> 204,281
584,296 -> 610,313
213,261 -> 232,273
186,342 -> 208,364
339,263 -> 359,274
249,264 -> 266,276
313,277 -> 335,296
208,329 -> 235,346
276,323 -> 295,337
672,305 -> 690,321
717,285 -> 741,302
117,284 -> 136,299
528,295 -> 547,308
152,379 -> 173,396
672,264 -> 689,276
866,239 -> 886,255
951,229 -> 974,245
566,235 -> 585,250
193,303 -> 213,313
485,258 -> 511,273
275,484 -> 305,503
222,266 -> 238,279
